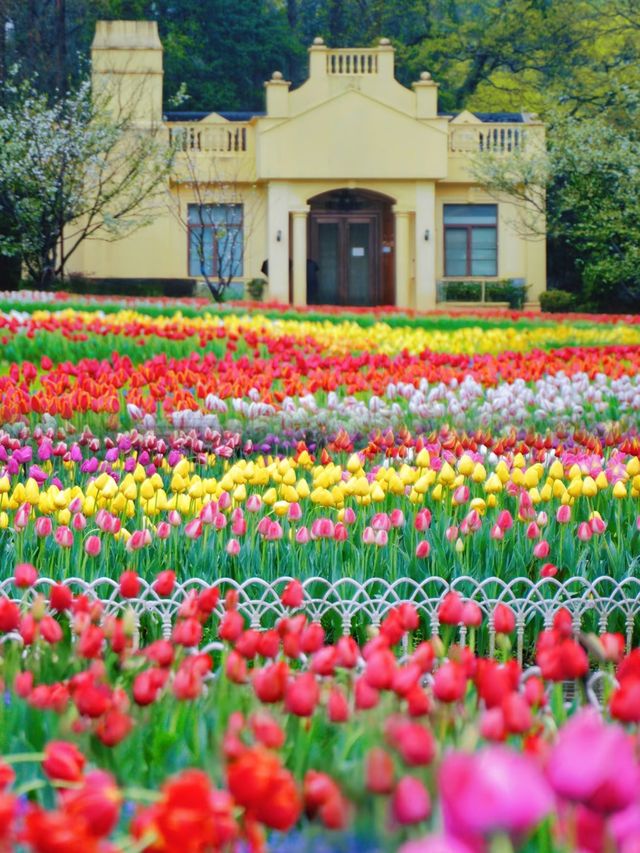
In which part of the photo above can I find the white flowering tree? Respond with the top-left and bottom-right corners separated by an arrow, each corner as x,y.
0,74 -> 174,286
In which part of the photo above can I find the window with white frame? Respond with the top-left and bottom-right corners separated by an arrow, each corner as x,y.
444,204 -> 497,277
187,204 -> 243,279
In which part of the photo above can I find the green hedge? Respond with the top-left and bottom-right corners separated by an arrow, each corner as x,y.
539,290 -> 579,313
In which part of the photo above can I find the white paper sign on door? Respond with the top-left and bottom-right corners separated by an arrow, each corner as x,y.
352,247 -> 365,257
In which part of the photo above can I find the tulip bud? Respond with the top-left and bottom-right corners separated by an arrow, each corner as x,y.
391,776 -> 431,825
84,535 -> 101,557
556,505 -> 571,524
35,517 -> 52,538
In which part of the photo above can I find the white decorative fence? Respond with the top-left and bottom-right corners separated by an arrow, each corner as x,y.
7,575 -> 640,665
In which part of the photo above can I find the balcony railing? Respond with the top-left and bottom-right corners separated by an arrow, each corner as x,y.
167,122 -> 249,154
449,124 -> 525,154
326,49 -> 379,75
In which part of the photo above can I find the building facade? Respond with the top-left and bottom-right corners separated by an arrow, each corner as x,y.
70,20 -> 546,309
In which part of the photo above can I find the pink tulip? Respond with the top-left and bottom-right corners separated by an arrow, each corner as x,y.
168,510 -> 182,526
390,509 -> 405,527
445,525 -> 458,543
452,485 -> 469,505
231,517 -> 247,536
226,539 -> 241,556
218,491 -> 231,510
288,502 -> 302,521
84,535 -> 102,557
334,523 -> 348,542
200,502 -> 217,524
54,526 -> 73,548
374,529 -> 388,547
556,505 -> 572,524
547,710 -> 639,814
496,510 -> 513,531
577,522 -> 593,542
439,746 -> 553,839
342,507 -> 357,525
68,497 -> 83,514
35,517 -> 52,538
295,526 -> 310,544
392,776 -> 431,825
256,517 -> 270,536
184,519 -> 203,540
95,509 -> 112,532
14,503 -> 31,531
156,522 -> 171,540
72,513 -> 87,531
246,494 -> 262,513
371,513 -> 391,532
362,526 -> 376,545
526,522 -> 541,540
415,540 -> 431,559
533,540 -> 550,559
536,511 -> 548,526
213,513 -> 227,530
263,521 -> 283,541
414,509 -> 432,531
590,516 -> 606,535
490,524 -> 504,541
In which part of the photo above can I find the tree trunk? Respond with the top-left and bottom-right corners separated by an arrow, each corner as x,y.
0,1 -> 6,91
55,0 -> 66,92
286,0 -> 297,30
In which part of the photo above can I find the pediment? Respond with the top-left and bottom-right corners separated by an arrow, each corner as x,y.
450,110 -> 483,125
257,89 -> 448,180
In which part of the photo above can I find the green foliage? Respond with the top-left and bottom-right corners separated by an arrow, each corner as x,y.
539,290 -> 580,313
246,277 -> 268,301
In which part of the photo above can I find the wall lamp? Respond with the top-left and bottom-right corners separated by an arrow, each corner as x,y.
424,229 -> 430,241
276,230 -> 283,242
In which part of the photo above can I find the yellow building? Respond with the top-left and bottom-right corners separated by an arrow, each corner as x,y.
70,20 -> 546,309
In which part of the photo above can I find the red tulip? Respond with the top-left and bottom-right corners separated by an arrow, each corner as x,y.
14,563 -> 38,588
119,570 -> 140,599
438,592 -> 463,626
327,687 -> 350,723
433,661 -> 467,703
49,584 -> 72,612
366,747 -> 395,794
42,741 -> 86,782
494,603 -> 516,634
285,672 -> 319,717
281,579 -> 303,608
153,570 -> 176,597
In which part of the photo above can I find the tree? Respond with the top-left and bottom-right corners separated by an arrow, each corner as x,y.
0,74 -> 175,286
166,132 -> 260,302
471,116 -> 640,311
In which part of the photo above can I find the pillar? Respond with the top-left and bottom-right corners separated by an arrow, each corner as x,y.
415,182 -> 437,310
266,182 -> 291,304
292,208 -> 309,307
394,209 -> 411,309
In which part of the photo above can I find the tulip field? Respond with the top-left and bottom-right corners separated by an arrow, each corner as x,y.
0,293 -> 640,852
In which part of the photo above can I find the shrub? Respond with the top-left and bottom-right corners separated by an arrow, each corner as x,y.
443,281 -> 481,302
246,278 -> 267,301
539,290 -> 579,313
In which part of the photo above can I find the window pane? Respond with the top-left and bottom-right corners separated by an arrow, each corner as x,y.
188,203 -> 243,227
444,204 -> 497,226
445,228 -> 468,276
470,227 -> 497,276
217,226 -> 244,279
189,227 -> 214,276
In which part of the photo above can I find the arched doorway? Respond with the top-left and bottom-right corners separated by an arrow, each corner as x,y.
307,189 -> 395,306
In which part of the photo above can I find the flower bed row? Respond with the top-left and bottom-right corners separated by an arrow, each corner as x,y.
0,567 -> 639,852
0,427 -> 639,586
